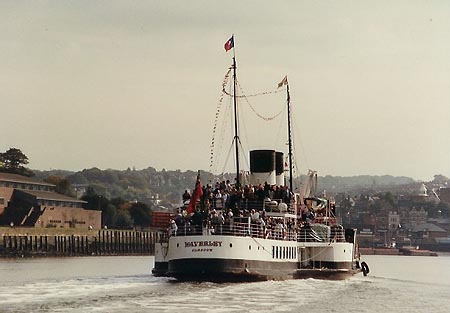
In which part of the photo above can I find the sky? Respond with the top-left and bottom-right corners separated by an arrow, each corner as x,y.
1,1 -> 450,181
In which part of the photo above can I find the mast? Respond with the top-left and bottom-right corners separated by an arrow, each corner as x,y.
286,81 -> 293,193
224,34 -> 239,187
232,54 -> 240,188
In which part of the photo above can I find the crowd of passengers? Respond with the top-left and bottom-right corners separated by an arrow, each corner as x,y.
182,180 -> 292,211
170,180 -> 329,238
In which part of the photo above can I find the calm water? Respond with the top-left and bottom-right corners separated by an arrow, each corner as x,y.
0,254 -> 449,312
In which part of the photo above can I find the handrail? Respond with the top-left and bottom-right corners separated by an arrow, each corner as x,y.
210,198 -> 296,214
167,222 -> 347,243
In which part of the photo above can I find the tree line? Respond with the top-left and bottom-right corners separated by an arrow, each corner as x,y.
80,186 -> 153,229
5,147 -> 447,230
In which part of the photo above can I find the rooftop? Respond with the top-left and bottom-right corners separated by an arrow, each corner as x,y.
411,223 -> 447,233
0,172 -> 55,187
16,189 -> 86,204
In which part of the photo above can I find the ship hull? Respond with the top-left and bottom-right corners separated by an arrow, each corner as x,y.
167,258 -> 358,282
168,258 -> 298,282
154,233 -> 359,282
293,268 -> 359,280
151,261 -> 169,277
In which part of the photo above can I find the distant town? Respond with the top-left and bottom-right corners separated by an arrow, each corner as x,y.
1,147 -> 449,253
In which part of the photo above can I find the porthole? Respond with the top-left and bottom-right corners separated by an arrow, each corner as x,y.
230,243 -> 233,248
249,245 -> 251,250
177,243 -> 179,247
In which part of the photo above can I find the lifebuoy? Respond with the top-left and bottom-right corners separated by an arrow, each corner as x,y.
361,261 -> 370,276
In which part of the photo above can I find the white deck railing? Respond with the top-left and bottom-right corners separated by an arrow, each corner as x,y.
169,222 -> 346,243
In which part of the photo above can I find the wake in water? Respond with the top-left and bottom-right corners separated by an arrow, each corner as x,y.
0,275 -> 354,313
1,256 -> 450,313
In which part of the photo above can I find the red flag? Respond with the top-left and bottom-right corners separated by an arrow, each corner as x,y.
186,174 -> 203,214
224,36 -> 234,52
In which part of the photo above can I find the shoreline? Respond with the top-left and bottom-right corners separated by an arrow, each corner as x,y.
359,247 -> 438,257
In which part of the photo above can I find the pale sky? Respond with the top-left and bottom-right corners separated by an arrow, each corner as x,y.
1,1 -> 450,181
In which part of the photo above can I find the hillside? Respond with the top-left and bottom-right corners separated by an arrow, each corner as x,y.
316,175 -> 416,194
34,168 -> 418,207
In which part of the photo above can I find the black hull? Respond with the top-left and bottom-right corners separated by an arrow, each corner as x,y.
163,258 -> 358,282
152,261 -> 169,277
294,268 -> 359,280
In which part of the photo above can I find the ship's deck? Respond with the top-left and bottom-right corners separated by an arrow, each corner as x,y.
166,221 -> 347,243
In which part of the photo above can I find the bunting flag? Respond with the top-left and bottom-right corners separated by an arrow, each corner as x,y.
277,75 -> 288,88
224,36 -> 234,52
186,173 -> 203,214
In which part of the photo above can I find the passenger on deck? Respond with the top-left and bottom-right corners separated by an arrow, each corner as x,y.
214,189 -> 223,209
251,209 -> 259,223
191,210 -> 203,233
174,211 -> 184,227
170,219 -> 178,236
182,190 -> 191,202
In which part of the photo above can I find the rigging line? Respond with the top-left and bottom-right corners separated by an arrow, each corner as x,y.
221,140 -> 236,175
210,68 -> 232,176
214,90 -> 233,176
238,136 -> 250,171
222,67 -> 232,91
211,68 -> 234,177
273,106 -> 287,152
210,101 -> 226,176
291,112 -> 309,174
217,81 -> 235,176
223,85 -> 286,98
251,237 -> 273,257
237,95 -> 251,163
210,92 -> 225,174
237,82 -> 285,121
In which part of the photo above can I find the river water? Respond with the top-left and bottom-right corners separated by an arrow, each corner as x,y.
0,254 -> 449,313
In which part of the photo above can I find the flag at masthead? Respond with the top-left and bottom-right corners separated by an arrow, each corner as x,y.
224,36 -> 234,52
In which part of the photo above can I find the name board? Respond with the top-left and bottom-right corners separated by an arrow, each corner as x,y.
185,240 -> 223,253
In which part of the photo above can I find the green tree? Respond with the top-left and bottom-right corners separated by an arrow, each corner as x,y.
116,209 -> 133,229
129,202 -> 152,227
0,148 -> 34,176
104,204 -> 118,227
380,192 -> 396,207
433,174 -> 449,185
81,186 -> 111,226
44,176 -> 74,196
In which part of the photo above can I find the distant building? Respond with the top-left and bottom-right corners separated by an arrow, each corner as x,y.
438,187 -> 450,205
411,183 -> 439,203
411,223 -> 447,241
0,173 -> 101,229
418,183 -> 427,197
71,184 -> 89,199
388,211 -> 400,230
408,208 -> 428,226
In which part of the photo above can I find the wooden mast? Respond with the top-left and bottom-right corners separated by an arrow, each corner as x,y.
232,38 -> 240,188
286,79 -> 294,193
